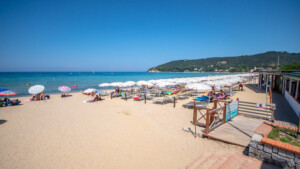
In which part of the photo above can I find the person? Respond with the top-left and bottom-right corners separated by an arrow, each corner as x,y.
239,83 -> 243,91
3,98 -> 7,106
40,92 -> 45,100
93,95 -> 100,101
212,86 -> 216,96
220,90 -> 225,96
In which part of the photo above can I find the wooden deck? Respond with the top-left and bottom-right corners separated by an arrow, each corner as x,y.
207,116 -> 264,147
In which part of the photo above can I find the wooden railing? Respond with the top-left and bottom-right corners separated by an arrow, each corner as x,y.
192,100 -> 233,136
205,106 -> 225,135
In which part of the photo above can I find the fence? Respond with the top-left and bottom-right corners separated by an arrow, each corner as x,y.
192,99 -> 232,136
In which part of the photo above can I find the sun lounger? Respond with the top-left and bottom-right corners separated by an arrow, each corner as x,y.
182,101 -> 208,109
178,95 -> 188,99
145,95 -> 153,100
194,95 -> 209,101
121,92 -> 133,99
153,97 -> 168,104
133,96 -> 145,101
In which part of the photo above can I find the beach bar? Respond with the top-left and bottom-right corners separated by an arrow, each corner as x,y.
258,71 -> 300,116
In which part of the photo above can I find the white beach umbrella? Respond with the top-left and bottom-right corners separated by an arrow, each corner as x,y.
110,82 -> 123,87
99,83 -> 110,87
123,81 -> 136,87
83,88 -> 96,94
186,83 -> 211,92
28,85 -> 45,94
137,80 -> 149,86
156,81 -> 175,88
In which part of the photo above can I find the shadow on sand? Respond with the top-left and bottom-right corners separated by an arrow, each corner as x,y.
245,84 -> 265,93
0,120 -> 7,125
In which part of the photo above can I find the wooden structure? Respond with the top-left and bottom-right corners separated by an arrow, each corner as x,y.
204,116 -> 264,147
197,98 -> 269,147
238,100 -> 275,121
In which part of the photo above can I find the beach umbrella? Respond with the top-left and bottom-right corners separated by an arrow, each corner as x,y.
110,82 -> 123,87
99,83 -> 110,87
28,85 -> 45,95
83,88 -> 96,94
0,88 -> 8,92
95,90 -> 105,95
0,90 -> 17,96
123,81 -> 136,87
137,80 -> 148,86
58,86 -> 71,93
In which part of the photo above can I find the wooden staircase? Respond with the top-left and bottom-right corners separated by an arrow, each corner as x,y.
186,153 -> 279,169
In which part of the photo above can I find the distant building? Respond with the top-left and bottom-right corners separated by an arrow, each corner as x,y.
218,61 -> 227,65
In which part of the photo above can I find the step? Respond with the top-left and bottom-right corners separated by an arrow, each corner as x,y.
208,154 -> 232,169
186,155 -> 209,169
186,153 -> 279,169
195,154 -> 224,169
219,154 -> 247,169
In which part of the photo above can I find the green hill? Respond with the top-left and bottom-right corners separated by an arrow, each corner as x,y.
147,51 -> 300,72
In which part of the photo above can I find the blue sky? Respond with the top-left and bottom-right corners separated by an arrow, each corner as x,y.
0,0 -> 300,72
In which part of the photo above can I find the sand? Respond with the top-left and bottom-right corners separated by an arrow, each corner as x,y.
0,84 -> 269,169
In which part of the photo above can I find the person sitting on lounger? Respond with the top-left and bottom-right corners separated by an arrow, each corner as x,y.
212,87 -> 216,96
220,90 -> 225,96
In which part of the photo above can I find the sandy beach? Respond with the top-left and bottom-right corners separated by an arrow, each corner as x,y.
0,85 -> 269,169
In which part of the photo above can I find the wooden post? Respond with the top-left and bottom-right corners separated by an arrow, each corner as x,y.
173,97 -> 176,108
269,88 -> 272,104
193,101 -> 197,124
193,101 -> 197,138
223,102 -> 227,123
205,109 -> 210,135
144,93 -> 146,104
125,93 -> 127,101
213,100 -> 217,109
111,92 -> 113,99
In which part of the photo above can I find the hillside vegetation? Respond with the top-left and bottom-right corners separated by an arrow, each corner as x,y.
148,51 -> 300,72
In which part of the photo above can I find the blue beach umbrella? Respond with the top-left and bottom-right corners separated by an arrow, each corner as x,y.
0,88 -> 8,92
95,90 -> 105,94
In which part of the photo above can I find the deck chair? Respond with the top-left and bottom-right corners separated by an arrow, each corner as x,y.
121,92 -> 133,99
153,97 -> 168,104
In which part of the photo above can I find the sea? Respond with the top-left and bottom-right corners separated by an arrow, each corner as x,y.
0,72 -> 233,96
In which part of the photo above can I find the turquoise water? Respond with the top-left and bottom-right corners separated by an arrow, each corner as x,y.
0,72 -> 232,96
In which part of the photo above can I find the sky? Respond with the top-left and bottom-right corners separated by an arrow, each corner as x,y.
0,0 -> 300,72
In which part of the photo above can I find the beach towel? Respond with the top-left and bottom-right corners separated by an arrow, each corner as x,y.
133,96 -> 141,100
82,100 -> 97,103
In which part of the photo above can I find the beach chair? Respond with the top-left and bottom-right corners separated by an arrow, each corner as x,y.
153,97 -> 168,104
194,95 -> 209,102
182,101 -> 208,109
217,94 -> 228,100
145,95 -> 153,100
178,94 -> 188,100
121,92 -> 133,99
133,96 -> 145,101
